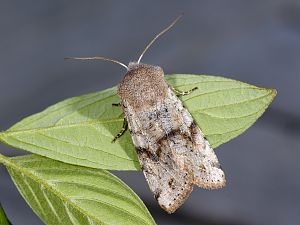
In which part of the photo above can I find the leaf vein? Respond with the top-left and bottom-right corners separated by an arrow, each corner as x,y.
191,92 -> 272,118
72,197 -> 150,225
183,87 -> 267,102
36,132 -> 136,162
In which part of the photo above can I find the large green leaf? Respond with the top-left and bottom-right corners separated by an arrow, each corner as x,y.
0,74 -> 276,170
0,203 -> 11,225
0,154 -> 156,225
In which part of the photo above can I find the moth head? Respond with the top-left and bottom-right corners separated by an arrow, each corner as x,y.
120,62 -> 164,85
117,61 -> 167,108
127,61 -> 162,73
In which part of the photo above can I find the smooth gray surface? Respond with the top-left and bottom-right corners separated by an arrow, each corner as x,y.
1,1 -> 300,225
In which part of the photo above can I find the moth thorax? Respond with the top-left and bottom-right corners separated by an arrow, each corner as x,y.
118,63 -> 168,109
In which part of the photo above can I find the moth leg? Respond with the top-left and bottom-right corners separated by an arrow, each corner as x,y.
112,102 -> 121,107
171,86 -> 198,96
112,118 -> 128,143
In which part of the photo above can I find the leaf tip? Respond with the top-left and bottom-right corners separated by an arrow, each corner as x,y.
269,88 -> 277,102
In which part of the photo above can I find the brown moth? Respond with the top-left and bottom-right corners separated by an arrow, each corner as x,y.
67,15 -> 226,213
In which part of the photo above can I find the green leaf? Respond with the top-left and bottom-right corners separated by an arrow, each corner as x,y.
0,154 -> 156,225
0,203 -> 11,225
167,75 -> 276,148
0,74 -> 276,170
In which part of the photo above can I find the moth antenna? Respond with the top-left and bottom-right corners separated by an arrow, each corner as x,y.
137,14 -> 183,64
64,56 -> 128,70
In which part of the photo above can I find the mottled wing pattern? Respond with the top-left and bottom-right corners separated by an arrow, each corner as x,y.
122,86 -> 225,213
137,146 -> 194,212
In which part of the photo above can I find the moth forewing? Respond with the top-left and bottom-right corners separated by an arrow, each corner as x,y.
117,63 -> 226,213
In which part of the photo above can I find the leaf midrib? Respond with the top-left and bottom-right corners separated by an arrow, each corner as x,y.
0,88 -> 274,138
191,91 -> 274,118
183,86 -> 270,102
5,136 -> 121,167
0,118 -> 123,136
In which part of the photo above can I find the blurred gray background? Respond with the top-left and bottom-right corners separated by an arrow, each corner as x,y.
0,1 -> 299,225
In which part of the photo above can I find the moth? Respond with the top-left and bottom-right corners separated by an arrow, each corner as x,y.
67,15 -> 226,213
